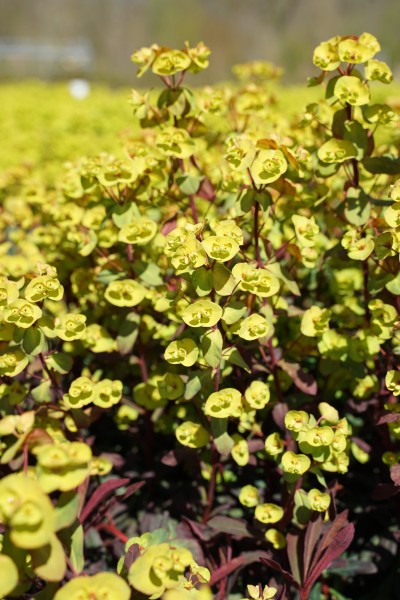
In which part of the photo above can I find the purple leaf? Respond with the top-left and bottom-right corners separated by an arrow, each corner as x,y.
247,439 -> 266,453
286,531 -> 302,584
207,516 -> 252,539
183,518 -> 215,542
278,360 -> 317,395
80,478 -> 130,523
123,543 -> 141,571
377,412 -> 400,425
390,464 -> 400,486
261,557 -> 300,589
211,551 -> 270,585
272,402 -> 289,430
372,483 -> 400,500
303,522 -> 355,597
303,515 -> 324,579
309,510 -> 350,571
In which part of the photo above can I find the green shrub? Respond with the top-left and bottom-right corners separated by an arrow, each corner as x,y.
0,34 -> 399,599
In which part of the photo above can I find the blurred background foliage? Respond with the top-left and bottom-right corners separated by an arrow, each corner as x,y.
1,0 -> 400,85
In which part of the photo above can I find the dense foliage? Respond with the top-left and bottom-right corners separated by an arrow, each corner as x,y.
0,34 -> 399,600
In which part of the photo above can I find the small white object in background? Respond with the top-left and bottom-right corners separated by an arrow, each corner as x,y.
68,79 -> 90,100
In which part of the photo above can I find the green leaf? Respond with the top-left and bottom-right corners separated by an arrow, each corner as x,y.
55,492 -> 79,532
344,187 -> 371,226
223,347 -> 250,373
211,418 -> 234,456
343,121 -> 368,160
191,266 -> 213,297
176,174 -> 203,195
135,260 -> 163,286
386,272 -> 400,295
331,108 -> 347,138
201,328 -> 223,368
23,327 -> 45,356
363,155 -> 400,175
235,189 -> 256,214
184,369 -> 213,400
212,263 -> 236,296
31,380 -> 52,404
265,262 -> 300,296
45,352 -> 73,374
116,312 -> 140,355
70,522 -> 85,574
221,301 -> 246,325
96,269 -> 126,285
112,203 -> 140,228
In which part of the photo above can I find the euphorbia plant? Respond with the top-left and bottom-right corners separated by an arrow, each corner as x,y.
0,34 -> 398,599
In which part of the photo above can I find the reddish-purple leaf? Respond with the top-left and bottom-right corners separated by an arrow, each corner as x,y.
286,531 -> 302,584
351,436 -> 371,453
377,412 -> 400,425
261,557 -> 300,589
80,478 -> 130,523
390,464 -> 400,486
211,551 -> 270,585
207,516 -> 252,539
183,518 -> 215,542
309,510 -> 349,572
161,218 -> 177,236
247,439 -> 266,453
372,483 -> 400,500
275,585 -> 289,600
303,515 -> 324,579
123,543 -> 141,571
272,402 -> 289,430
303,522 -> 355,597
278,360 -> 318,396
120,481 -> 145,502
197,177 -> 215,201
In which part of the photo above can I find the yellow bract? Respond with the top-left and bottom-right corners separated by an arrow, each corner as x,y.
244,380 -> 270,409
204,388 -> 242,419
181,300 -> 222,328
202,235 -> 239,262
254,503 -> 284,524
54,572 -> 131,600
118,217 -> 158,245
0,473 -> 56,549
105,279 -> 146,307
0,554 -> 19,597
237,314 -> 269,341
176,421 -> 209,448
165,338 -> 199,367
250,149 -> 287,186
281,451 -> 311,475
308,488 -> 331,511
